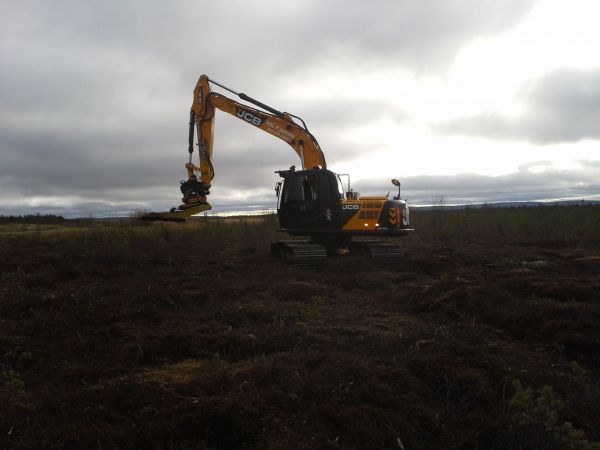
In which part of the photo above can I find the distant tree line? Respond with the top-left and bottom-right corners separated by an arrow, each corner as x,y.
0,213 -> 65,224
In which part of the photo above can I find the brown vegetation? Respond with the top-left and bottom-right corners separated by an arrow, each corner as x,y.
1,206 -> 600,449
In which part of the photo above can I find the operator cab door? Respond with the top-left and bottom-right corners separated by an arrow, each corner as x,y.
278,169 -> 341,230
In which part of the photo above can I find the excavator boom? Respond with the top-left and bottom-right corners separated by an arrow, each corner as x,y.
188,75 -> 327,192
143,74 -> 326,221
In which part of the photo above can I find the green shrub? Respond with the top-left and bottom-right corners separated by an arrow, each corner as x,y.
508,380 -> 600,450
0,371 -> 33,409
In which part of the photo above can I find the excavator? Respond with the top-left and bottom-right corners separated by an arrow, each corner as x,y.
144,74 -> 412,265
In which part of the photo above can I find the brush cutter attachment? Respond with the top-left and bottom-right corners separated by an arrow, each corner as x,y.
140,176 -> 213,222
140,202 -> 212,222
180,179 -> 209,204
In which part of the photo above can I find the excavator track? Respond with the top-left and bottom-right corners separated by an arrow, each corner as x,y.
350,240 -> 406,265
270,240 -> 327,268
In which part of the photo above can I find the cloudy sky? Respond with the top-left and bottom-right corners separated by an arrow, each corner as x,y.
1,0 -> 599,216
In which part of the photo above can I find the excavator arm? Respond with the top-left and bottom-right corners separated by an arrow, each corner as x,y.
182,75 -> 327,206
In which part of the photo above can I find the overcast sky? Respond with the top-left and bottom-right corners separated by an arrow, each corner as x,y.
1,0 -> 599,216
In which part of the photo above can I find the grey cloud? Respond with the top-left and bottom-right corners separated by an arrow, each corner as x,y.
358,161 -> 600,204
1,0 -> 536,216
2,0 -> 536,93
2,161 -> 597,217
303,0 -> 535,72
289,98 -> 408,132
434,68 -> 600,143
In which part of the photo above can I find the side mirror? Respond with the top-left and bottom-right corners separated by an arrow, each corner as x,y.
391,179 -> 401,200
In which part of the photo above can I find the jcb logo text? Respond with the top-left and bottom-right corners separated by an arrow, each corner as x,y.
236,108 -> 265,127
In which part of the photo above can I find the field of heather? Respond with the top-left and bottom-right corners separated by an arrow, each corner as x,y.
1,206 -> 600,449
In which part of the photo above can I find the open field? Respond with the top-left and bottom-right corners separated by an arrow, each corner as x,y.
2,206 -> 600,449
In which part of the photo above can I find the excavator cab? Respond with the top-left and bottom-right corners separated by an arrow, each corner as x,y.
276,168 -> 342,231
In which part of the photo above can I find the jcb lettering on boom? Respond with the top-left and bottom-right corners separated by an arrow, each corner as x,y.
236,108 -> 265,127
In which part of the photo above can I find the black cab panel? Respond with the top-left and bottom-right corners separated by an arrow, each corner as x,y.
277,169 -> 341,230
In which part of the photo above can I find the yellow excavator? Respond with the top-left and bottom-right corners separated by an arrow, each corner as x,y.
144,74 -> 412,265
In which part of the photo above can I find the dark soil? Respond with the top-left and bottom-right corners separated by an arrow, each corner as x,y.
1,211 -> 600,449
